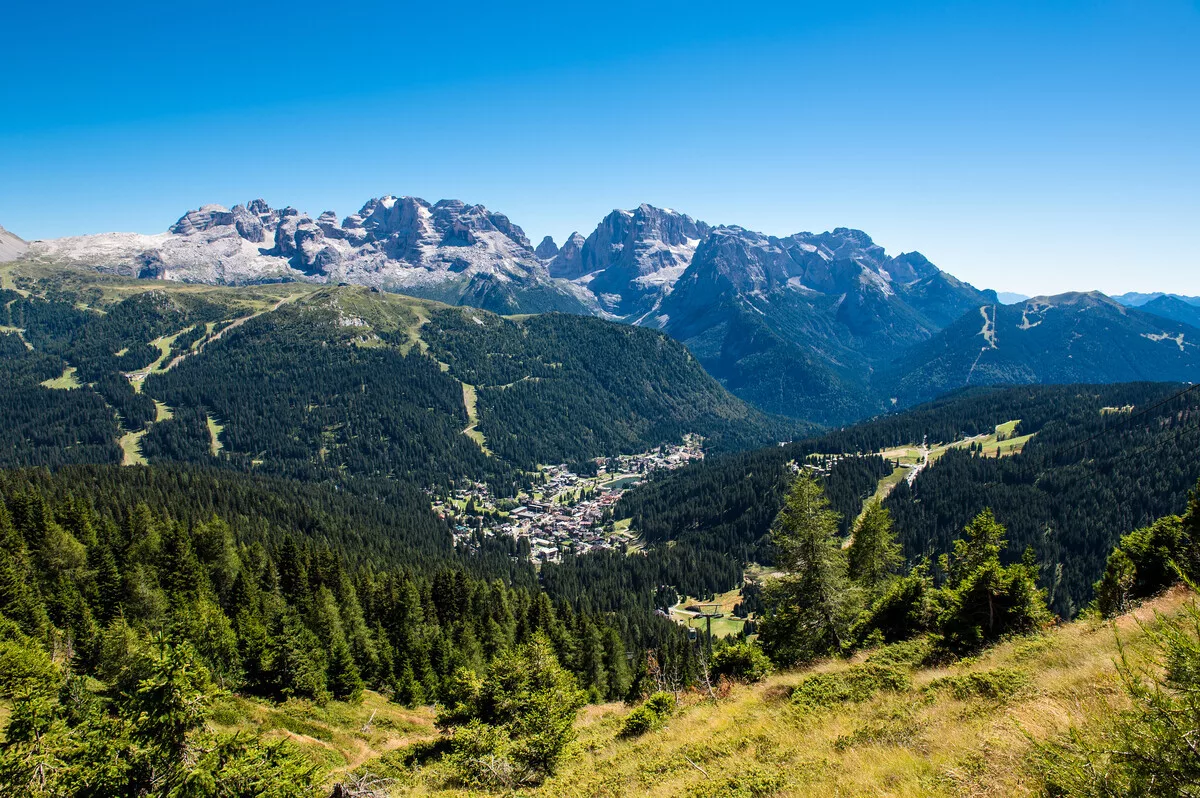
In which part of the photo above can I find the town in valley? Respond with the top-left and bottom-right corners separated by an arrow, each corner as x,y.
432,435 -> 704,562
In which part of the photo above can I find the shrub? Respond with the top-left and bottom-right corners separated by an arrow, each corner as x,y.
438,635 -> 584,788
712,642 -> 772,683
0,639 -> 59,697
620,691 -> 676,737
620,705 -> 663,738
1094,516 -> 1188,617
643,691 -> 676,716
850,565 -> 936,647
928,667 -> 1030,702
865,639 -> 931,668
934,511 -> 1052,653
790,662 -> 911,711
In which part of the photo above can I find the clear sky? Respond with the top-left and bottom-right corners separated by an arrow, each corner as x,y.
1,1 -> 1197,296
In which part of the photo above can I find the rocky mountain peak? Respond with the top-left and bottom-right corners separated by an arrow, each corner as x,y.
0,223 -> 28,263
535,236 -> 559,259
169,204 -> 236,235
548,233 -> 587,279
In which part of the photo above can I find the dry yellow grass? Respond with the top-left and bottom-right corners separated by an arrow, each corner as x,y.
363,587 -> 1191,797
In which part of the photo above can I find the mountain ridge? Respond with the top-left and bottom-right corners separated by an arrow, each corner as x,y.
13,198 -> 1199,426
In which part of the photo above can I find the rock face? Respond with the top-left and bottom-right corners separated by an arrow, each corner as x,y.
548,232 -> 587,280
31,196 -> 1169,426
28,197 -> 595,315
0,224 -> 28,263
553,204 -> 710,319
655,225 -> 996,423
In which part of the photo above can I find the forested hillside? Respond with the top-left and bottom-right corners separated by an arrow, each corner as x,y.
0,466 -> 695,709
619,382 -> 1200,616
0,264 -> 795,490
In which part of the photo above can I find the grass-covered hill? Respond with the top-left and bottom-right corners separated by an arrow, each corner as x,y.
617,382 -> 1200,616
0,262 -> 798,489
359,587 -> 1196,797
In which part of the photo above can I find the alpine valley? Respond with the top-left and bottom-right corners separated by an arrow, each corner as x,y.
15,197 -> 1200,424
2,203 -> 1200,798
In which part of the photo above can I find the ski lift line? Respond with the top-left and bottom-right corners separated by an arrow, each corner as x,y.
1095,415 -> 1200,472
1047,382 -> 1200,461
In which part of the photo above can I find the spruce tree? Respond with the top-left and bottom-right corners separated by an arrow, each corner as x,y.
848,500 -> 902,590
758,471 -> 859,666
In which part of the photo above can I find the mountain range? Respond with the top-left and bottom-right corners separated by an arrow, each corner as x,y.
7,197 -> 1199,424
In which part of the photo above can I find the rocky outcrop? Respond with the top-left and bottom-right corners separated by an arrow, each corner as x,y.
28,196 -> 591,314
169,205 -> 236,235
553,205 -> 710,318
535,236 -> 559,259
548,232 -> 586,279
0,224 -> 28,263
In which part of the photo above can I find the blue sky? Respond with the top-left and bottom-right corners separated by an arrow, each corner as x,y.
2,1 -> 1197,295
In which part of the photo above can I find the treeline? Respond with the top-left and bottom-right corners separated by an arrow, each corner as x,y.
618,453 -> 892,565
0,289 -> 232,469
0,472 -> 695,710
884,384 -> 1200,616
144,305 -> 521,490
617,382 -> 1200,615
3,280 -> 792,497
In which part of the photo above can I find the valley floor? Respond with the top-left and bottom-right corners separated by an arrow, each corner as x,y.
227,588 -> 1192,797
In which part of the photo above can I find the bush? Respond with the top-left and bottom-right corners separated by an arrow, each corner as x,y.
927,667 -> 1029,702
620,705 -> 663,737
438,635 -> 584,788
620,691 -> 676,737
790,662 -> 911,711
864,639 -> 931,668
0,639 -> 59,697
934,511 -> 1052,654
644,691 -> 676,716
850,566 -> 936,647
712,642 -> 772,683
1094,516 -> 1188,617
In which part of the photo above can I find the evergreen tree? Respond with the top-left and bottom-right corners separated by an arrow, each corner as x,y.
935,509 -> 1051,653
758,472 -> 860,666
848,500 -> 902,590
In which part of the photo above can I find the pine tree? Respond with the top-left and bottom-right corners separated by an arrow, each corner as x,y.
758,472 -> 859,666
326,637 -> 364,702
935,510 -> 1051,653
848,501 -> 903,590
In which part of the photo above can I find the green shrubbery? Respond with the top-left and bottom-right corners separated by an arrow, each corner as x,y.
712,641 -> 772,683
0,634 -> 319,797
761,474 -> 1052,667
790,662 -> 911,711
1093,479 -> 1200,618
620,691 -> 677,737
437,635 -> 585,790
928,667 -> 1030,702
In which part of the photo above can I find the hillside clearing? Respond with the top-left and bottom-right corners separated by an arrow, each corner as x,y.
669,587 -> 748,638
119,429 -> 148,466
39,365 -> 81,389
206,413 -> 224,456
460,382 -> 492,455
